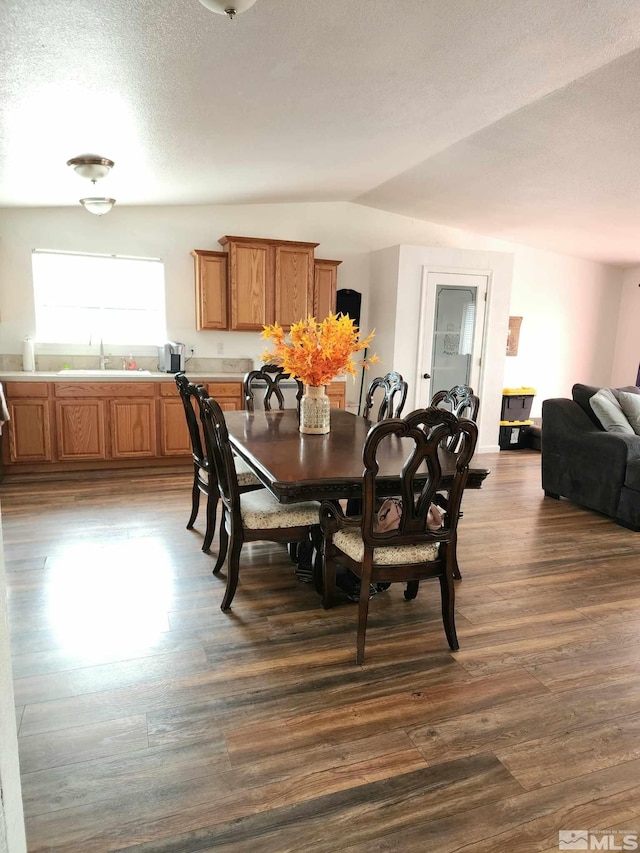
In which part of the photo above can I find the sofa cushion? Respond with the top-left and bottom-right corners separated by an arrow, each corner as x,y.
618,391 -> 640,435
572,383 -> 640,430
589,388 -> 634,434
572,384 -> 604,428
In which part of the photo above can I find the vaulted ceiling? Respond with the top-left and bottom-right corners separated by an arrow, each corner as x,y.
2,0 -> 640,265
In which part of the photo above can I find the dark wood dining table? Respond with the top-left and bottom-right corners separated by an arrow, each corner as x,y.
224,408 -> 490,592
224,408 -> 491,504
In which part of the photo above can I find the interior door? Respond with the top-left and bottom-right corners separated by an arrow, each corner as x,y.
416,270 -> 488,407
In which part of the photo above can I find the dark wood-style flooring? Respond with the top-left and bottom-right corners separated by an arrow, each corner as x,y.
2,450 -> 640,852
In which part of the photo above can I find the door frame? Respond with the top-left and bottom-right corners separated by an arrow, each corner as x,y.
414,266 -> 491,410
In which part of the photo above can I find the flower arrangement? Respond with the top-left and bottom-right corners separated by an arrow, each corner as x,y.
261,313 -> 378,387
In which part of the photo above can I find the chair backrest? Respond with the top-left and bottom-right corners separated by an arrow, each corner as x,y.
362,371 -> 408,422
196,387 -> 240,514
430,384 -> 480,422
243,364 -> 304,412
359,407 -> 478,550
175,372 -> 206,466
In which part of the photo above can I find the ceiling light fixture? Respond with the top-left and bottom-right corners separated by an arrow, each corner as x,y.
197,0 -> 258,19
67,154 -> 114,183
79,197 -> 116,216
67,154 -> 116,215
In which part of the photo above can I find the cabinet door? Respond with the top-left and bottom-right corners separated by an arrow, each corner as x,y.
110,400 -> 157,458
275,244 -> 314,330
56,400 -> 106,460
192,250 -> 228,330
159,398 -> 191,456
326,381 -> 346,410
227,240 -> 274,331
206,381 -> 243,411
8,400 -> 53,462
314,259 -> 341,320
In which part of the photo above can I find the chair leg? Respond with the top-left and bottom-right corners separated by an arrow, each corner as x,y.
220,530 -> 243,611
202,492 -> 219,553
212,515 -> 229,575
355,562 -> 373,665
404,580 -> 420,600
187,468 -> 200,529
322,544 -> 337,609
439,572 -> 459,651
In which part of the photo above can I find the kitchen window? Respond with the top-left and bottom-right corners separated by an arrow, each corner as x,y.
32,250 -> 166,344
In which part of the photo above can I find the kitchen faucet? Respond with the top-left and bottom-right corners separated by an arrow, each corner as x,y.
99,339 -> 110,370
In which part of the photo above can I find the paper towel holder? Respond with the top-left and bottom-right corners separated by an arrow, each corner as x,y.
22,336 -> 36,372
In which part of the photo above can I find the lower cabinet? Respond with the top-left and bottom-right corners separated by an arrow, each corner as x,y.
110,399 -> 157,458
327,382 -> 346,409
7,398 -> 53,463
2,378 -> 244,474
55,399 -> 106,460
159,397 -> 191,457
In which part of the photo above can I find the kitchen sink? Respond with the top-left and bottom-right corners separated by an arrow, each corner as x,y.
57,369 -> 152,376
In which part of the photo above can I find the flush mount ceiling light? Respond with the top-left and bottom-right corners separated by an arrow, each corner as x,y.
197,0 -> 258,19
66,154 -> 114,183
67,154 -> 116,215
79,197 -> 116,216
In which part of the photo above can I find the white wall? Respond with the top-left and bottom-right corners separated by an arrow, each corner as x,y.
503,246 -> 623,408
0,201 -> 625,411
611,265 -> 640,386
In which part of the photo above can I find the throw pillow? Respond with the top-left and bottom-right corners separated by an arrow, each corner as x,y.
589,388 -> 634,434
618,391 -> 640,435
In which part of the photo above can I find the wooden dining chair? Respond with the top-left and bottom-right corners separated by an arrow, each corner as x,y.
362,371 -> 408,422
429,384 -> 480,578
175,373 -> 261,553
197,389 -> 322,611
243,364 -> 304,412
320,407 -> 478,664
430,384 -> 480,423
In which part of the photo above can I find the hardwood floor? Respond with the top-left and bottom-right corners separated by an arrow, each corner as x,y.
2,450 -> 640,852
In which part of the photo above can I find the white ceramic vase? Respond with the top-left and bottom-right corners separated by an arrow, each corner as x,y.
299,385 -> 330,434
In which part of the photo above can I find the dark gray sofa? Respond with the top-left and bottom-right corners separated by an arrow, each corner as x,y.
541,383 -> 640,531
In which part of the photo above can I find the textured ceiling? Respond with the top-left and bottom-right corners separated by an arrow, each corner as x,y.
2,0 -> 640,264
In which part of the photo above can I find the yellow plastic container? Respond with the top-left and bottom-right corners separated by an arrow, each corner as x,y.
501,388 -> 536,422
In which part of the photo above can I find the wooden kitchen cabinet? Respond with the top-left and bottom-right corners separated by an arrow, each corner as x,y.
159,397 -> 191,456
3,378 -> 241,475
7,398 -> 53,463
4,382 -> 52,463
192,250 -> 229,330
158,380 -> 243,456
110,400 -> 157,458
326,381 -> 346,409
314,258 -> 341,320
206,381 -> 243,411
219,236 -> 319,331
274,243 -> 315,329
55,399 -> 106,460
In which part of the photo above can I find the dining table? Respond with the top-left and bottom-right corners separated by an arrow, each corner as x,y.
224,408 -> 491,592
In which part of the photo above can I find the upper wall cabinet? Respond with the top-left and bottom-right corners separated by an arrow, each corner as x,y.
314,258 -> 342,320
219,236 -> 319,331
192,250 -> 229,330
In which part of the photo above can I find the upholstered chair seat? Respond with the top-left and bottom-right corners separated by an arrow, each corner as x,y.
240,489 -> 320,529
333,528 -> 439,566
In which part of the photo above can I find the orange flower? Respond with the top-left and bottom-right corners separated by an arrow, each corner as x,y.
261,313 -> 378,387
